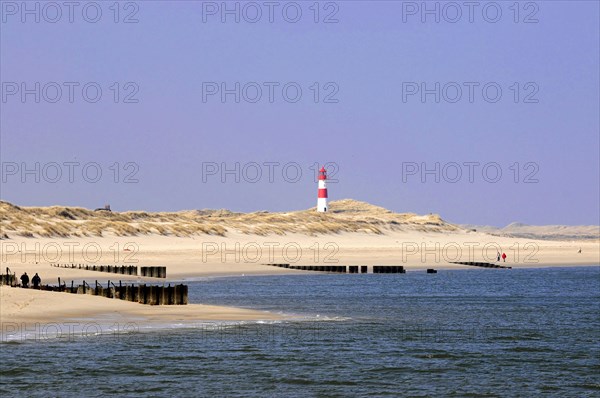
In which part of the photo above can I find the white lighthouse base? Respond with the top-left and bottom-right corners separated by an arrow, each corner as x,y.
317,198 -> 328,212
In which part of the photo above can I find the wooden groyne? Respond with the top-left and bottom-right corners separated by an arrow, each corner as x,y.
51,263 -> 137,275
71,281 -> 187,305
265,264 -> 406,274
1,275 -> 187,305
140,266 -> 167,278
450,261 -> 512,269
265,264 -> 348,273
373,266 -> 406,274
50,264 -> 167,278
294,265 -> 347,273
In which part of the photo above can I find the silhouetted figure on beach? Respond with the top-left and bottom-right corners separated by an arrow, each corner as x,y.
20,272 -> 29,288
497,252 -> 501,262
32,273 -> 41,289
578,248 -> 582,254
501,253 -> 507,262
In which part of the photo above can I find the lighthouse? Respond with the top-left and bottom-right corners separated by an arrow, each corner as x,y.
317,166 -> 328,212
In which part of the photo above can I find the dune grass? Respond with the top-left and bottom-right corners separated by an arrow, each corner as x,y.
0,199 -> 458,239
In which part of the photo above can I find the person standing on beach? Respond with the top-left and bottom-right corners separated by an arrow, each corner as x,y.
502,253 -> 507,262
497,252 -> 501,262
20,272 -> 29,288
32,273 -> 41,289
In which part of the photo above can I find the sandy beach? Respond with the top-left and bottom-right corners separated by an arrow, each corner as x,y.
0,285 -> 282,325
2,231 -> 598,329
3,230 -> 599,278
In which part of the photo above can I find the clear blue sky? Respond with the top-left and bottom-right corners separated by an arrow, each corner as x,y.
1,1 -> 598,226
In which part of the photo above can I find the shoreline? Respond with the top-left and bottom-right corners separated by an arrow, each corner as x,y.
2,233 -> 597,340
0,286 -> 286,342
3,261 -> 599,285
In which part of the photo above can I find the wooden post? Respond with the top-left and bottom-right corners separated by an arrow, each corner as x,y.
174,284 -> 181,305
157,286 -> 166,305
167,284 -> 174,305
132,284 -> 139,302
124,285 -> 131,301
153,285 -> 160,305
142,284 -> 147,302
181,284 -> 188,305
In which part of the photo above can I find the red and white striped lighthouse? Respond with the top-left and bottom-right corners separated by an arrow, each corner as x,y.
317,166 -> 328,212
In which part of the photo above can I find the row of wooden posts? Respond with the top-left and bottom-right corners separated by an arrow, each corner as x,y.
68,280 -> 188,305
0,273 -> 17,286
266,264 -> 357,273
0,273 -> 187,305
139,266 -> 167,278
450,261 -> 512,269
50,264 -> 167,278
373,266 -> 406,274
265,264 -> 416,274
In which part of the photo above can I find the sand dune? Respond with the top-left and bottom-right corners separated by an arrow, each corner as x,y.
460,222 -> 599,241
0,199 -> 458,239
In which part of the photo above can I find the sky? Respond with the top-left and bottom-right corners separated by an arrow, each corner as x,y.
0,0 -> 599,226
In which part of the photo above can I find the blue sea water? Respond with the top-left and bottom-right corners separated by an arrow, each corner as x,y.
1,267 -> 599,397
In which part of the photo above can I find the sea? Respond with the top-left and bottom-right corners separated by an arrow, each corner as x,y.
1,266 -> 599,397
